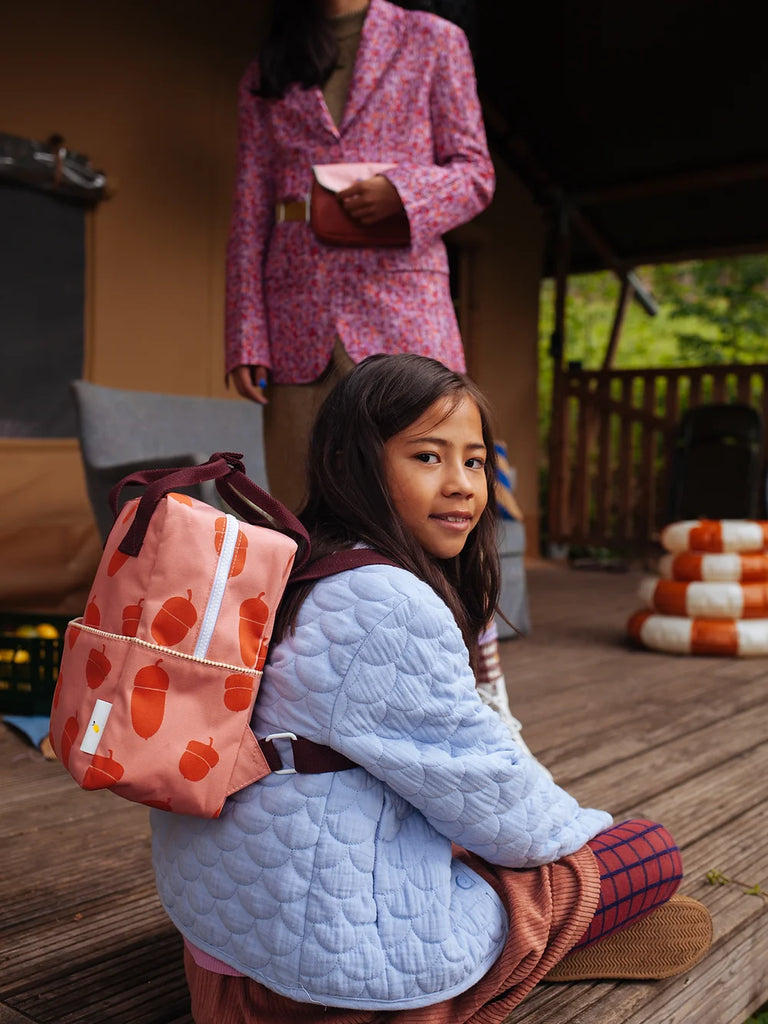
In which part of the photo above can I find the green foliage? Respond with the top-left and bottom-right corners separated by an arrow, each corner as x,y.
537,253 -> 768,443
652,256 -> 768,363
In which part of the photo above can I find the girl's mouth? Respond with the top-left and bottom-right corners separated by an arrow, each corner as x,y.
431,513 -> 473,526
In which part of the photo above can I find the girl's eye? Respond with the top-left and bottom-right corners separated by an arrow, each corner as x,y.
466,457 -> 485,469
415,452 -> 439,464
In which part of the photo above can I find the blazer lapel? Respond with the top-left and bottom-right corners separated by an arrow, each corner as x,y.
340,0 -> 404,134
280,84 -> 340,141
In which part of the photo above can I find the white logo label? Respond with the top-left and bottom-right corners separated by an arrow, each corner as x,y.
79,699 -> 113,755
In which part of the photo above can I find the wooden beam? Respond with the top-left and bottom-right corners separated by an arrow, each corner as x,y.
480,105 -> 659,317
602,276 -> 634,370
567,205 -> 658,316
574,159 -> 768,206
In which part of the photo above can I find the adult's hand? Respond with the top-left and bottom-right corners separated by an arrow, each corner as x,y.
337,175 -> 405,225
229,364 -> 269,405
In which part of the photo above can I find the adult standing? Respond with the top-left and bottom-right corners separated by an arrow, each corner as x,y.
225,0 -> 495,511
224,0 -> 534,757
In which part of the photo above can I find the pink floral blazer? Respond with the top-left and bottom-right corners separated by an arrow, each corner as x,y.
224,0 -> 495,383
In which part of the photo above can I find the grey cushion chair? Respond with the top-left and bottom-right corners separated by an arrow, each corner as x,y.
496,517 -> 531,638
71,380 -> 269,542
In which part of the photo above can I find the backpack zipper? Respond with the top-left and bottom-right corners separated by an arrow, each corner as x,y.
194,513 -> 239,659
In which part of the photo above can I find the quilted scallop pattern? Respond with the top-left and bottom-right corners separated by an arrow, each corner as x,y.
152,565 -> 611,1009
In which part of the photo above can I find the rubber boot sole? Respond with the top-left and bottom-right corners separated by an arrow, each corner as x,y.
544,895 -> 713,982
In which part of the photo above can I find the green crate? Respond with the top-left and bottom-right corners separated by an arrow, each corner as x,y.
0,611 -> 73,716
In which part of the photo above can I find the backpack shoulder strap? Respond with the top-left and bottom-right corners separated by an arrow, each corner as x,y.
290,548 -> 399,583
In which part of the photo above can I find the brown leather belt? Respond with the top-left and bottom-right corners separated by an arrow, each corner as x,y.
275,198 -> 310,223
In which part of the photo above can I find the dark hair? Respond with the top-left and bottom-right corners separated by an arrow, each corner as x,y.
274,354 -> 501,670
254,0 -> 338,99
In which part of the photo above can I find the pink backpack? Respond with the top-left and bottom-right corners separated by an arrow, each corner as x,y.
49,453 -> 390,818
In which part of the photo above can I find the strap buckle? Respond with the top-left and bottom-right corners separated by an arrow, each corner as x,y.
263,732 -> 298,774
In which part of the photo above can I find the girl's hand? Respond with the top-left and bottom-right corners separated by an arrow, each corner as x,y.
229,364 -> 269,405
337,175 -> 405,225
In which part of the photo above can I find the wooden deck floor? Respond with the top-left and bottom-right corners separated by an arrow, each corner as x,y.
2,562 -> 767,1024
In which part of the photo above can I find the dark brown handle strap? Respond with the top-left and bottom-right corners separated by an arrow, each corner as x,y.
114,452 -> 310,566
109,451 -> 243,516
212,467 -> 310,571
291,548 -> 397,583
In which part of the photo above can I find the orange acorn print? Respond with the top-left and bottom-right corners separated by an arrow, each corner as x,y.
238,594 -> 270,667
169,492 -> 193,506
214,517 -> 248,577
122,598 -> 144,638
256,637 -> 270,672
82,749 -> 125,789
86,645 -> 111,689
52,669 -> 63,709
151,590 -> 197,647
146,796 -> 174,812
60,712 -> 80,770
107,546 -> 130,577
130,659 -> 170,739
121,502 -> 137,525
67,622 -> 82,650
179,737 -> 219,781
223,673 -> 255,712
84,597 -> 101,629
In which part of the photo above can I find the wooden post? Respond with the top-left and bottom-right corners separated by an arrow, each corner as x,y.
547,202 -> 570,551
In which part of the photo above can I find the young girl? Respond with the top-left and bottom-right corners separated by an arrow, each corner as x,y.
151,354 -> 711,1023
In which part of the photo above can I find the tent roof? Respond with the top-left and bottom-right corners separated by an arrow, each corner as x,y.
475,1 -> 768,276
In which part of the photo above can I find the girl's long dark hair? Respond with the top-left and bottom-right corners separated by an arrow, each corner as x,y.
255,0 -> 338,99
273,354 -> 501,671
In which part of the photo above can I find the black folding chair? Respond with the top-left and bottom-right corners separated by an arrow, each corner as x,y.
665,403 -> 765,523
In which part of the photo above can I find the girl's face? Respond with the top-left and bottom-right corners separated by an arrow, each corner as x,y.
383,395 -> 488,560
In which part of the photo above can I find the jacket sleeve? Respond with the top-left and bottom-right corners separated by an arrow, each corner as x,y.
224,64 -> 275,375
383,23 -> 495,254
328,587 -> 613,869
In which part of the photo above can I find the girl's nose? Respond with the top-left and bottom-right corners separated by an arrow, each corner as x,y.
443,463 -> 474,496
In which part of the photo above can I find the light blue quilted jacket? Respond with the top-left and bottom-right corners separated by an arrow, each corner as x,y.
151,564 -> 612,1010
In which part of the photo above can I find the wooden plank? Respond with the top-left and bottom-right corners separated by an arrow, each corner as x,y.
2,564 -> 768,1024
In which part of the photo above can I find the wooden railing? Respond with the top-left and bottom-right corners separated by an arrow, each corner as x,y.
547,362 -> 768,555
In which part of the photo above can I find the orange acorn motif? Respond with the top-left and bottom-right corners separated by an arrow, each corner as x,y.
67,622 -> 82,650
214,517 -> 248,577
151,590 -> 198,647
107,546 -> 130,577
169,492 -> 193,506
86,645 -> 111,689
60,712 -> 80,770
82,749 -> 125,790
179,737 -> 219,781
146,796 -> 174,812
121,502 -> 137,525
122,598 -> 144,638
52,669 -> 63,709
130,659 -> 170,739
223,673 -> 255,712
84,597 -> 101,629
256,637 -> 270,672
238,594 -> 270,667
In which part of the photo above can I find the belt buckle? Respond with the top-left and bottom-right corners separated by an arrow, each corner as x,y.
264,731 -> 298,774
276,195 -> 310,224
